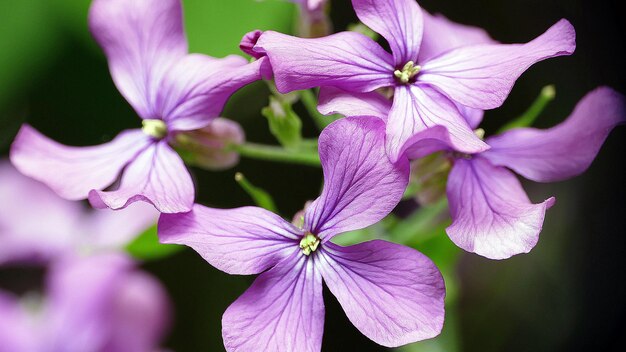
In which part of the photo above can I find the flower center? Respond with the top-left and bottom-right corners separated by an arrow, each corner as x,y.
142,119 -> 168,139
394,61 -> 421,84
299,233 -> 320,256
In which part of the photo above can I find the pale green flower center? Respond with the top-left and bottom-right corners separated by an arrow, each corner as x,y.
142,119 -> 168,139
394,61 -> 421,84
299,233 -> 320,256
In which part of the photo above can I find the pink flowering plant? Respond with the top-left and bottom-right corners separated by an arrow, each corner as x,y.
0,0 -> 624,351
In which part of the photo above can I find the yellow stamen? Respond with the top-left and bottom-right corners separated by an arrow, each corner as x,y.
299,233 -> 321,256
142,119 -> 168,139
394,61 -> 421,84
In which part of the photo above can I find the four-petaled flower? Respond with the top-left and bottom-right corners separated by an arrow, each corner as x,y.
10,0 -> 265,213
159,117 -> 446,351
319,85 -> 625,259
254,0 -> 576,161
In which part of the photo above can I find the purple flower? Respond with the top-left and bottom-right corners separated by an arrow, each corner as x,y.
319,87 -> 625,259
10,0 -> 265,213
159,117 -> 445,350
0,161 -> 157,265
0,254 -> 170,352
254,0 -> 576,161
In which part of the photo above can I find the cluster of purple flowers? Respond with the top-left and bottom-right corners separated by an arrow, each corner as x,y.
2,0 -> 624,351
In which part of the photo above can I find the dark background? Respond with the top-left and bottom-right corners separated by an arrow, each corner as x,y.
0,0 -> 624,351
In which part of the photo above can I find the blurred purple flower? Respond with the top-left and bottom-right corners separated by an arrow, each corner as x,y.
320,87 -> 625,259
0,161 -> 157,265
254,0 -> 576,161
0,254 -> 170,352
10,0 -> 265,213
159,117 -> 445,350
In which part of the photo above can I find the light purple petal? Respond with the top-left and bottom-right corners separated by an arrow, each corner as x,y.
255,30 -> 395,93
386,85 -> 489,161
158,54 -> 264,131
483,87 -> 626,182
419,12 -> 497,63
419,19 -> 576,109
46,254 -> 169,352
240,30 -> 264,59
446,157 -> 555,260
159,205 -> 301,275
304,117 -> 409,240
89,0 -> 187,118
222,253 -> 324,352
318,86 -> 391,121
10,125 -> 151,201
0,162 -> 84,264
352,0 -> 423,65
85,203 -> 159,250
0,291 -> 35,352
88,141 -> 194,213
318,240 -> 445,346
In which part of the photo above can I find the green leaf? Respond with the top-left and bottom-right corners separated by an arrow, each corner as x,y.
126,224 -> 183,261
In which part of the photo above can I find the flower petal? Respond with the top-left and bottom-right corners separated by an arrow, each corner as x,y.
352,0 -> 423,65
255,30 -> 395,93
318,240 -> 445,346
318,87 -> 391,121
158,54 -> 264,131
0,291 -> 35,351
419,12 -> 496,63
419,19 -> 576,109
88,141 -> 194,213
46,254 -> 170,352
159,205 -> 301,275
386,85 -> 488,161
0,162 -> 84,264
222,253 -> 324,352
446,157 -> 555,260
483,87 -> 626,182
10,125 -> 151,201
304,117 -> 409,240
89,0 -> 187,118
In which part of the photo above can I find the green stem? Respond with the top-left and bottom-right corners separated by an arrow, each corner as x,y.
498,85 -> 556,133
231,142 -> 321,167
300,89 -> 338,130
234,173 -> 278,212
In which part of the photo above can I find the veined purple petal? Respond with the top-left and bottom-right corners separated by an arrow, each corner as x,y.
419,12 -> 496,63
159,205 -> 302,275
318,240 -> 445,346
352,0 -> 423,65
304,117 -> 409,240
10,125 -> 151,201
318,87 -> 391,121
420,19 -> 576,110
255,30 -> 395,93
89,0 -> 187,118
483,87 -> 626,182
88,141 -> 194,213
158,54 -> 264,131
386,85 -> 489,161
222,252 -> 324,352
447,157 -> 555,260
240,30 -> 264,59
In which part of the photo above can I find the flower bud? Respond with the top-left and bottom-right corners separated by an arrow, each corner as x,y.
174,118 -> 245,171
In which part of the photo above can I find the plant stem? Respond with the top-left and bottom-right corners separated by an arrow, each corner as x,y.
230,142 -> 321,167
498,85 -> 556,133
300,89 -> 338,130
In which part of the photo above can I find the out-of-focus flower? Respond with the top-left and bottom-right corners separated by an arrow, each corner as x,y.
159,117 -> 445,350
0,254 -> 170,352
0,161 -> 157,265
319,87 -> 625,259
288,0 -> 331,37
10,0 -> 266,213
173,118 -> 245,171
254,0 -> 576,161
